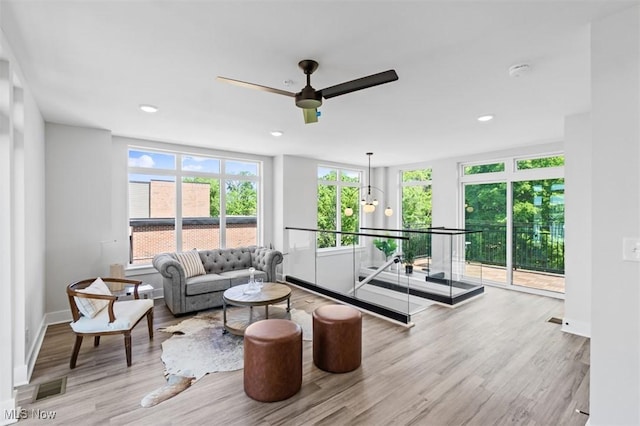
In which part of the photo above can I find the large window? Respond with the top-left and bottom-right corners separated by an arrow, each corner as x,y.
128,149 -> 260,265
401,168 -> 432,228
317,167 -> 361,248
461,154 -> 565,293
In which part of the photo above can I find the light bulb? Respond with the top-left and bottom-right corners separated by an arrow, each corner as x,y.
360,199 -> 366,206
372,199 -> 379,206
363,204 -> 376,213
384,207 -> 393,217
344,207 -> 353,217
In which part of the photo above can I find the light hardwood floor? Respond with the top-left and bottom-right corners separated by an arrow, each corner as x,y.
15,285 -> 590,425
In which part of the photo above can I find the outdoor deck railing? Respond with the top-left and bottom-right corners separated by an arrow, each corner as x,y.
405,222 -> 565,275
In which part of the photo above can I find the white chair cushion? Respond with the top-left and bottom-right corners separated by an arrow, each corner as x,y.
74,277 -> 112,318
70,299 -> 153,333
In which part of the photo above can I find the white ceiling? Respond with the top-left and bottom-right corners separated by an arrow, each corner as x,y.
1,0 -> 637,167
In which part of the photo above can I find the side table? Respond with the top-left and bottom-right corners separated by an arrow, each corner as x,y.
113,283 -> 154,300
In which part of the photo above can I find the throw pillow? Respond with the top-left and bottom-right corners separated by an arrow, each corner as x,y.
175,250 -> 206,278
74,277 -> 112,318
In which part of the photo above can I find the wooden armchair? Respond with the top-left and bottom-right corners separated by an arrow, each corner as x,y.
66,277 -> 154,368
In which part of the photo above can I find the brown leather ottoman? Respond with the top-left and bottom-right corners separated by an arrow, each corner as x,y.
312,304 -> 362,373
243,319 -> 302,402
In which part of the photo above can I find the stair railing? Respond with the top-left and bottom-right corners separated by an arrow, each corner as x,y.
352,254 -> 401,294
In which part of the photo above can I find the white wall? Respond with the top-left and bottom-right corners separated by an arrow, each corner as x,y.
0,22 -> 46,423
278,154 -> 385,288
0,57 -> 17,426
589,5 -> 640,425
16,82 -> 46,384
278,155 -> 319,280
563,112 -> 592,338
45,124 -> 113,316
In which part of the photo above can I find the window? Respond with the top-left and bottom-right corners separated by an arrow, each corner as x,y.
401,168 -> 432,228
516,155 -> 564,170
317,167 -> 361,248
128,148 -> 260,265
461,154 -> 565,293
463,162 -> 505,175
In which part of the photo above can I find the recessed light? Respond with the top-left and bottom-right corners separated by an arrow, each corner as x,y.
477,114 -> 494,122
270,130 -> 284,137
139,104 -> 159,113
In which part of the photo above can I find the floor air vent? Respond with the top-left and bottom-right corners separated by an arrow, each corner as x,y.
33,376 -> 67,402
547,317 -> 563,325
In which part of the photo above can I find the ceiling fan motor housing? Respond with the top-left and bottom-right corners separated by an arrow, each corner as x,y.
295,86 -> 322,109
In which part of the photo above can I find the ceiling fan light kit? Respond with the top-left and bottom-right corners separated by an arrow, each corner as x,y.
217,59 -> 398,124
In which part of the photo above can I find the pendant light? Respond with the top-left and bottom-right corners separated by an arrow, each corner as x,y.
345,153 -> 393,217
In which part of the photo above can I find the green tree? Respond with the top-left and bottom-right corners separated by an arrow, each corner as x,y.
402,169 -> 432,228
226,180 -> 257,215
317,168 -> 360,248
341,186 -> 359,246
317,183 -> 337,248
464,155 -> 565,273
402,185 -> 432,227
464,162 -> 505,175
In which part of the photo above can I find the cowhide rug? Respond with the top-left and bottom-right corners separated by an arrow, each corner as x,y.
140,308 -> 312,407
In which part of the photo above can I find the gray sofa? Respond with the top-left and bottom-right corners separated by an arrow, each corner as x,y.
152,246 -> 283,315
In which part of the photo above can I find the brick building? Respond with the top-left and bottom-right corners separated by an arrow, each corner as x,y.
129,180 -> 257,263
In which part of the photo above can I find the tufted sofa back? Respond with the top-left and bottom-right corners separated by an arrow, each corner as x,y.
200,246 -> 255,274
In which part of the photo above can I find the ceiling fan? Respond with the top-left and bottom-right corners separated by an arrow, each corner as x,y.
217,60 -> 398,124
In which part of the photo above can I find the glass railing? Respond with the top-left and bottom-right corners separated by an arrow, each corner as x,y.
284,227 -> 485,323
362,227 -> 485,305
284,227 -> 418,324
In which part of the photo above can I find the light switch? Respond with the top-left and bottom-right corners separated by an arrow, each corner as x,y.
622,237 -> 640,262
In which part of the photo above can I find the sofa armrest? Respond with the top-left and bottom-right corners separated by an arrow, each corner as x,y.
252,247 -> 284,282
153,253 -> 183,279
152,253 -> 186,314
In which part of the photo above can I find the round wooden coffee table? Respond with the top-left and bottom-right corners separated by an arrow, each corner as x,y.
222,282 -> 292,336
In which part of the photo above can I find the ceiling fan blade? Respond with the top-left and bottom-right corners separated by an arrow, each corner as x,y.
303,108 -> 318,124
216,76 -> 295,97
320,70 -> 399,99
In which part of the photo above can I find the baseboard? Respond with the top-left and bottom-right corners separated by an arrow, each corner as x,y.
45,309 -> 72,325
12,364 -> 28,387
14,314 -> 49,386
0,391 -> 18,425
25,316 -> 48,384
561,318 -> 591,338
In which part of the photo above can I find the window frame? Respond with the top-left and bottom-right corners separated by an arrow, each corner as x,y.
316,166 -> 362,250
127,147 -> 261,265
400,167 -> 433,229
459,153 -> 565,292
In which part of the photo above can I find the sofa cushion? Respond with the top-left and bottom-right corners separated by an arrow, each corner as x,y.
219,269 -> 267,286
185,274 -> 231,296
200,247 -> 253,274
175,250 -> 206,278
